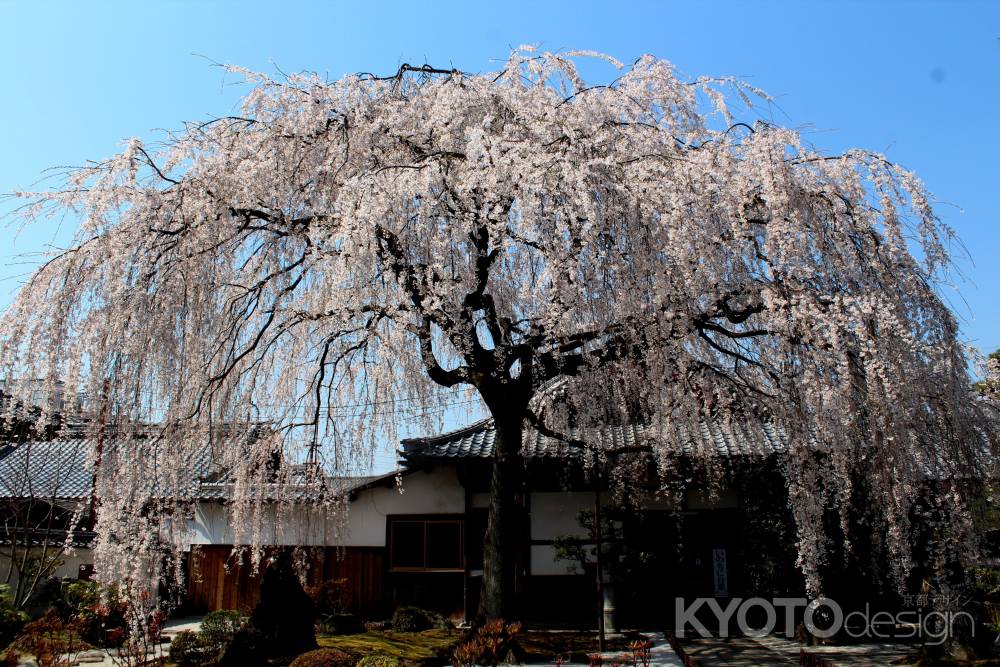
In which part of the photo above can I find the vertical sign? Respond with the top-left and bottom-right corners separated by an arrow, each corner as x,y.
712,548 -> 729,598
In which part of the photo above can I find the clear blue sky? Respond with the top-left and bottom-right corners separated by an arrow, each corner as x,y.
1,0 -> 998,351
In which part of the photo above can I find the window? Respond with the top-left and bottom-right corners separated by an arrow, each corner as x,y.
389,518 -> 463,572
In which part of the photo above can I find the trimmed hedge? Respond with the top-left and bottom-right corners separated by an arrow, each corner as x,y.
168,630 -> 207,667
356,654 -> 401,667
200,609 -> 248,648
389,606 -> 434,632
289,647 -> 356,667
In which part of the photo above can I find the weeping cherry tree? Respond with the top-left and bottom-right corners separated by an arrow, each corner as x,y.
0,48 -> 994,620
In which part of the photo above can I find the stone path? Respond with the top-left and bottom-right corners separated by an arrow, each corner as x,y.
679,635 -> 799,665
793,640 -> 919,666
676,634 -> 918,666
530,633 -> 685,667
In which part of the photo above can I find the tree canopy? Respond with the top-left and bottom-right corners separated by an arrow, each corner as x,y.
0,48 -> 993,608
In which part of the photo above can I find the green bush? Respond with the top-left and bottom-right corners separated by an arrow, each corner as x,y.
390,606 -> 434,632
54,580 -> 128,648
168,630 -> 207,667
289,647 -> 356,667
316,612 -> 361,635
0,584 -> 27,648
306,579 -> 351,617
200,609 -> 248,648
356,653 -> 401,667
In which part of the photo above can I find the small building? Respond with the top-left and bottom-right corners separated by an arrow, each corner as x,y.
0,416 -> 792,625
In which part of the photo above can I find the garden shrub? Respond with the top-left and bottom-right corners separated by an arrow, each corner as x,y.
306,579 -> 351,616
169,630 -> 207,667
309,578 -> 360,635
356,653 -> 401,667
218,552 -> 316,666
0,584 -> 27,649
316,612 -> 361,635
56,579 -> 128,648
451,619 -> 522,667
289,647 -> 356,667
56,579 -> 100,620
14,610 -> 87,667
390,606 -> 435,632
200,609 -> 248,648
217,627 -> 265,667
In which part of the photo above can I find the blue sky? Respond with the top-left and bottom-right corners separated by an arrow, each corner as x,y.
0,1 -> 997,347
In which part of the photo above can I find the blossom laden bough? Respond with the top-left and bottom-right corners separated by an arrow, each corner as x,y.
0,48 -> 993,616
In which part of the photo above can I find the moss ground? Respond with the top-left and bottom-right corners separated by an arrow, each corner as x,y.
317,628 -> 461,664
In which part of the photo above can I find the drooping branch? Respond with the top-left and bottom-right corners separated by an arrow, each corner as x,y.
0,47 -> 989,605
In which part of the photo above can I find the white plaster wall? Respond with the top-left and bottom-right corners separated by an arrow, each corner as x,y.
531,544 -> 587,576
187,466 -> 466,548
529,491 -> 595,541
528,491 -> 594,577
184,470 -> 738,577
527,488 -> 737,576
0,548 -> 94,593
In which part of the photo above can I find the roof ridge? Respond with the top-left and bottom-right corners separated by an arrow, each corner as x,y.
399,417 -> 494,449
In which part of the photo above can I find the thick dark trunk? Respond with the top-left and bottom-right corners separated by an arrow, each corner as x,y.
477,412 -> 525,621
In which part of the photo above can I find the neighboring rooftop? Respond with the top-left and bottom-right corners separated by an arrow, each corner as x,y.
399,417 -> 789,464
0,436 -> 398,503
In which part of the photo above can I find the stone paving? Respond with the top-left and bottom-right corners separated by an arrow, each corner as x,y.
677,634 -> 919,666
529,633 -> 685,667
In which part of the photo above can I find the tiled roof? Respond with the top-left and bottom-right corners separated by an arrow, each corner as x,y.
399,418 -> 788,463
0,528 -> 97,549
196,470 -> 394,501
0,439 -> 96,500
0,437 -> 394,502
0,436 -> 227,501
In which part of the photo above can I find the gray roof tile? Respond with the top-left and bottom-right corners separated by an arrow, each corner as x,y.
0,438 -> 390,502
0,439 -> 96,500
399,417 -> 789,463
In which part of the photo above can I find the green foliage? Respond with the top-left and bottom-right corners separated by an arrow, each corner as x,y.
551,509 -> 602,572
191,609 -> 249,665
168,630 -> 208,667
551,506 -> 657,590
356,653 -> 401,667
55,580 -> 128,648
289,647 -> 356,667
0,584 -> 27,649
200,609 -> 248,649
56,579 -> 102,615
390,606 -> 435,633
316,613 -> 362,636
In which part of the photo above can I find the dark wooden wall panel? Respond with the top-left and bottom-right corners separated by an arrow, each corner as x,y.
185,546 -> 386,617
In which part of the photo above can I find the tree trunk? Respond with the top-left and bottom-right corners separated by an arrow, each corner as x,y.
477,412 -> 525,621
594,473 -> 606,651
